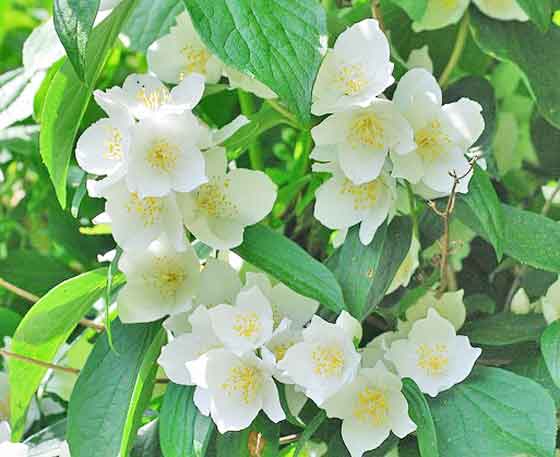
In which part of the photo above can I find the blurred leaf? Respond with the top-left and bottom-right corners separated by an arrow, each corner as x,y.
131,420 -> 162,457
387,0 -> 427,21
0,67 -> 44,130
234,224 -> 345,313
429,367 -> 556,457
53,0 -> 100,80
67,320 -> 164,457
216,430 -> 250,457
0,308 -> 21,342
516,0 -> 552,32
531,113 -> 560,176
402,379 -> 439,457
541,321 -> 560,389
183,0 -> 326,123
463,313 -> 546,346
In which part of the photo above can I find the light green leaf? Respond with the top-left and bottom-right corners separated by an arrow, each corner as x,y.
217,430 -> 250,457
402,379 -> 439,457
40,0 -> 139,207
429,367 -> 556,457
470,6 -> 560,129
541,321 -> 560,389
516,0 -> 552,32
250,414 -> 280,457
183,0 -> 326,123
9,268 -> 123,440
388,0 -> 427,21
233,224 -> 345,313
53,0 -> 100,80
67,320 -> 165,457
293,410 -> 326,457
463,313 -> 546,346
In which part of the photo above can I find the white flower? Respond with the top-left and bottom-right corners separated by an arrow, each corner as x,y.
472,0 -> 529,21
360,331 -> 405,371
102,181 -> 186,252
125,112 -> 207,198
311,100 -> 415,185
261,326 -> 303,383
387,308 -> 481,397
391,68 -> 484,195
412,0 -> 470,32
511,288 -> 532,315
208,286 -> 274,355
403,289 -> 466,331
224,66 -> 277,99
336,310 -> 363,345
406,46 -> 434,74
313,163 -> 397,245
147,11 -> 223,84
188,349 -> 285,433
0,422 -> 28,456
312,19 -> 394,115
118,238 -> 201,323
158,306 -> 222,385
243,272 -> 319,329
323,362 -> 416,457
278,315 -> 361,405
177,147 -> 277,250
542,278 -> 560,324
387,236 -> 421,294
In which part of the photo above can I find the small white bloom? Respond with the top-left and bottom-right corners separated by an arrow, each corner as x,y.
412,0 -> 470,32
209,286 -> 274,355
387,308 -> 481,397
102,181 -> 186,252
360,331 -> 405,371
313,163 -> 397,245
224,66 -> 277,99
403,289 -> 467,331
542,278 -> 560,324
278,315 -> 361,405
336,310 -> 363,345
391,68 -> 484,195
312,19 -> 394,115
118,238 -> 201,323
311,100 -> 415,185
177,147 -> 277,250
406,46 -> 434,74
511,288 -> 532,315
126,112 -> 207,198
261,326 -> 303,383
387,236 -> 421,294
147,11 -> 223,84
188,349 -> 285,433
323,362 -> 416,457
244,272 -> 319,329
472,0 -> 529,21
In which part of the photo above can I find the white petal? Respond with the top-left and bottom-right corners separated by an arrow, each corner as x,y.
408,308 -> 456,346
147,32 -> 187,84
422,150 -> 471,194
358,195 -> 391,245
203,147 -> 228,178
342,418 -> 390,457
393,68 -> 442,126
412,0 -> 470,32
261,378 -> 285,423
442,98 -> 485,150
158,336 -> 194,385
313,177 -> 365,230
340,145 -> 388,185
194,387 -> 211,416
387,392 -> 417,438
170,73 -> 205,109
197,258 -> 242,307
118,282 -> 176,323
270,284 -> 319,329
472,0 -> 529,21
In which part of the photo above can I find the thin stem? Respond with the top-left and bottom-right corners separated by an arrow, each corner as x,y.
0,349 -> 79,375
372,0 -> 385,32
439,12 -> 470,88
266,99 -> 301,129
279,434 -> 299,445
405,182 -> 420,240
238,90 -> 264,170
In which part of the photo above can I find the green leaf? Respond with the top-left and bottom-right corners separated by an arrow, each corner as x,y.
9,268 -> 122,439
516,0 -> 552,32
456,166 -> 504,260
541,321 -> 560,389
67,320 -> 165,457
250,414 -> 280,457
160,384 -> 215,457
328,217 -> 412,320
183,0 -> 326,123
531,113 -> 560,175
216,430 -> 250,457
233,224 -> 345,313
388,0 -> 427,21
131,420 -> 163,457
429,367 -> 556,457
293,410 -> 326,457
463,313 -> 546,346
53,0 -> 100,80
123,0 -> 184,52
40,0 -> 139,207
0,308 -> 21,342
470,6 -> 560,129
402,379 -> 439,457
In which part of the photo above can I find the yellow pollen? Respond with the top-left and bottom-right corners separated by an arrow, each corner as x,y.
335,64 -> 368,96
103,127 -> 123,160
271,340 -> 295,362
312,345 -> 344,377
181,45 -> 210,76
195,181 -> 237,218
415,120 -> 451,162
146,140 -> 179,172
126,193 -> 163,227
136,86 -> 170,111
233,312 -> 261,338
340,178 -> 381,211
149,256 -> 187,298
354,387 -> 389,426
417,343 -> 449,375
348,114 -> 386,149
221,365 -> 263,404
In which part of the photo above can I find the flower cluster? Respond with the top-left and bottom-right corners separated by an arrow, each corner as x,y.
311,19 -> 485,245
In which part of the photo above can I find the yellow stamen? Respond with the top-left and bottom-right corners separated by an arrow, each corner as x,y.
233,312 -> 261,338
354,387 -> 389,426
221,365 -> 263,404
195,181 -> 238,218
181,45 -> 210,76
146,140 -> 179,172
340,178 -> 382,211
126,193 -> 163,227
103,127 -> 123,160
312,345 -> 344,377
417,343 -> 449,375
136,86 -> 170,111
415,120 -> 452,162
348,113 -> 386,149
335,63 -> 368,96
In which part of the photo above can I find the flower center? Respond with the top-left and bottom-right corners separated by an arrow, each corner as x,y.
195,181 -> 238,218
149,257 -> 187,298
181,45 -> 210,76
340,178 -> 382,210
417,343 -> 449,375
136,86 -> 171,111
126,193 -> 163,226
146,140 -> 179,172
354,387 -> 389,426
415,120 -> 451,162
336,63 -> 368,96
103,127 -> 124,160
312,345 -> 344,377
348,113 -> 386,149
233,311 -> 261,338
221,365 -> 263,404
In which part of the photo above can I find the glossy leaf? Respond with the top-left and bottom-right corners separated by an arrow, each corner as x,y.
463,313 -> 546,346
541,321 -> 560,389
516,0 -> 552,32
388,0 -> 427,21
402,379 -> 439,457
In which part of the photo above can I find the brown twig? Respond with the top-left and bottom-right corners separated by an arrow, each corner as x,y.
0,349 -> 79,375
372,0 -> 385,32
279,434 -> 299,446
